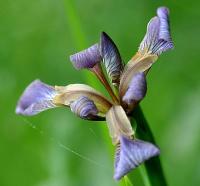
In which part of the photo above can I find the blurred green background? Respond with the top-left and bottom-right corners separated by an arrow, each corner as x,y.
1,0 -> 200,186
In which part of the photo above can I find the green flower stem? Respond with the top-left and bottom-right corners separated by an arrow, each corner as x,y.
129,105 -> 167,186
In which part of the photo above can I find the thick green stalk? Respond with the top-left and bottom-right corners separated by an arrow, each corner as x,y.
129,105 -> 167,186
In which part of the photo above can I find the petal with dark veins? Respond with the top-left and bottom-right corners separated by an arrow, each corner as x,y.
70,96 -> 104,120
157,7 -> 171,41
15,80 -> 57,116
114,136 -> 160,180
139,7 -> 174,55
70,44 -> 101,70
100,32 -> 124,86
119,7 -> 173,99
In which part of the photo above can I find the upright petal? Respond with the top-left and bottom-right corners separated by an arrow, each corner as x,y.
139,7 -> 173,56
16,80 -> 57,116
100,32 -> 124,86
53,84 -> 113,115
119,55 -> 157,99
157,7 -> 171,41
119,7 -> 173,99
114,136 -> 160,180
70,96 -> 103,120
139,17 -> 160,55
106,105 -> 134,144
122,72 -> 147,106
70,44 -> 101,69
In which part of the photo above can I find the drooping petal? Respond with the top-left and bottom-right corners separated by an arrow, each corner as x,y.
70,96 -> 103,120
100,32 -> 124,86
53,84 -> 113,115
119,55 -> 157,99
114,136 -> 160,180
122,72 -> 147,106
70,44 -> 101,70
15,80 -> 57,116
139,7 -> 173,56
106,105 -> 134,145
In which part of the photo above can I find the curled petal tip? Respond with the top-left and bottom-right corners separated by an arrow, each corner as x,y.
70,96 -> 99,120
114,136 -> 160,180
157,7 -> 169,17
122,72 -> 147,106
15,80 -> 57,116
139,7 -> 173,55
157,7 -> 172,44
70,44 -> 101,70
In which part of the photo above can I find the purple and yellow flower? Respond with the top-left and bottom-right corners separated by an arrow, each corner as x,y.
16,7 -> 173,180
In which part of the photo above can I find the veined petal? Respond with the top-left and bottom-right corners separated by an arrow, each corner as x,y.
157,7 -> 172,42
70,44 -> 101,69
54,84 -> 113,115
119,55 -> 157,99
100,32 -> 124,86
15,80 -> 57,116
139,7 -> 173,56
114,136 -> 160,180
139,17 -> 160,55
70,96 -> 103,120
120,7 -> 173,100
122,72 -> 147,107
106,105 -> 134,145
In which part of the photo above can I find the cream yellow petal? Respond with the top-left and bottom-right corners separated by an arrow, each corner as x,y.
106,105 -> 134,145
119,54 -> 158,99
53,84 -> 113,115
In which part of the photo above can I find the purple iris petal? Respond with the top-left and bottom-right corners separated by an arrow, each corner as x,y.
122,72 -> 147,105
139,6 -> 174,55
15,80 -> 57,116
157,7 -> 171,41
70,96 -> 98,119
70,44 -> 101,70
100,32 -> 123,85
114,136 -> 160,180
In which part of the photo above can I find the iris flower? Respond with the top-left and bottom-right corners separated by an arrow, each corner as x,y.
16,7 -> 173,180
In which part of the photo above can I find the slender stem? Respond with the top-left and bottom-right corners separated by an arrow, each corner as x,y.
129,105 -> 167,186
90,63 -> 119,104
